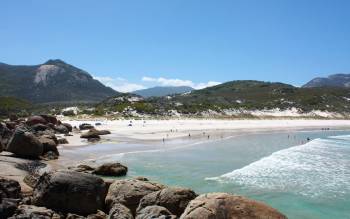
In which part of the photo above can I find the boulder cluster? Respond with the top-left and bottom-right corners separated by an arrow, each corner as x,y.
0,114 -> 111,160
1,114 -> 71,160
0,169 -> 287,219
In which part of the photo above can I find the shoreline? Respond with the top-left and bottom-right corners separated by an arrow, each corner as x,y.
51,119 -> 350,169
62,119 -> 350,146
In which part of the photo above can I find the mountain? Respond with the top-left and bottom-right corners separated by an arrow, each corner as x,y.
303,74 -> 350,88
0,59 -> 118,103
132,86 -> 194,97
163,80 -> 350,113
96,80 -> 350,117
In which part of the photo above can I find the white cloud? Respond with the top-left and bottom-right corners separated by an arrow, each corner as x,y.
94,76 -> 145,93
94,75 -> 221,93
141,76 -> 156,82
142,76 -> 220,89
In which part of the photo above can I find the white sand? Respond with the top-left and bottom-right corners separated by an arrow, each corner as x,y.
62,119 -> 350,143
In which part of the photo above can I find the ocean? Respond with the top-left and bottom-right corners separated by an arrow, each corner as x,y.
96,129 -> 350,219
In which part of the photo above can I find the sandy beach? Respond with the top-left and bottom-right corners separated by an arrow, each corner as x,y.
63,119 -> 350,145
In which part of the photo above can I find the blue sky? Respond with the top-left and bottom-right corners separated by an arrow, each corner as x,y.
1,0 -> 350,92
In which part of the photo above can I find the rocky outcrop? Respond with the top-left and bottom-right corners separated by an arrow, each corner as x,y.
0,122 -> 13,147
62,123 -> 73,132
137,187 -> 197,217
7,127 -> 43,158
66,210 -> 107,219
38,136 -> 59,158
9,205 -> 62,219
5,122 -> 17,130
0,177 -> 21,199
108,203 -> 134,219
0,177 -> 22,218
26,116 -> 48,126
136,206 -> 176,219
32,170 -> 108,215
180,193 -> 287,219
32,123 -> 50,132
54,124 -> 69,134
105,179 -> 165,215
57,138 -> 69,144
40,115 -> 58,125
0,198 -> 20,219
0,140 -> 3,153
92,163 -> 127,177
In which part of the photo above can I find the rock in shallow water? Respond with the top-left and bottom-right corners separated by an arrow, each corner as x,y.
92,163 -> 128,177
137,187 -> 197,217
180,193 -> 287,219
32,170 -> 108,216
80,128 -> 111,139
79,123 -> 94,131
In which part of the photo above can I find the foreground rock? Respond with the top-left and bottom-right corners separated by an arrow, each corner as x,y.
180,193 -> 287,219
7,127 -> 43,158
0,177 -> 21,199
1,198 -> 20,219
105,179 -> 165,214
136,206 -> 176,219
32,170 -> 108,215
66,210 -> 107,219
0,177 -> 22,218
10,205 -> 61,219
137,187 -> 197,216
108,203 -> 134,219
0,155 -> 41,194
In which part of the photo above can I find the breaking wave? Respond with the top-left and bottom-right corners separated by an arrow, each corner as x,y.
207,135 -> 350,199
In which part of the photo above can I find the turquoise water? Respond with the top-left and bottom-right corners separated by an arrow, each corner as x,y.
98,130 -> 350,219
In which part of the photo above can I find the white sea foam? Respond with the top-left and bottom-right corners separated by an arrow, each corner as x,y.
207,135 -> 350,199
